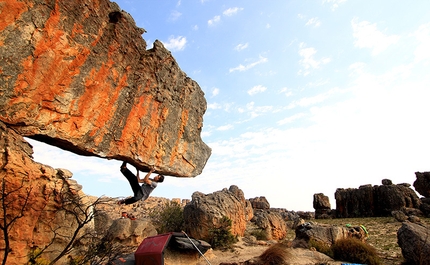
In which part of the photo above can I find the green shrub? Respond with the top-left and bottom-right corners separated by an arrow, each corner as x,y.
251,228 -> 269,241
308,238 -> 333,257
331,237 -> 383,265
209,216 -> 238,249
149,201 -> 185,234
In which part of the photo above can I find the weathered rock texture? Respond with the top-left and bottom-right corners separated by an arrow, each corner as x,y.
414,172 -> 430,198
0,0 -> 210,177
183,185 -> 254,241
293,222 -> 367,247
335,179 -> 421,218
397,222 -> 430,265
0,121 -> 90,264
250,210 -> 287,240
313,193 -> 333,219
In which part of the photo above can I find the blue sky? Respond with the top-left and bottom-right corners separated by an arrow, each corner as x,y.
28,0 -> 430,211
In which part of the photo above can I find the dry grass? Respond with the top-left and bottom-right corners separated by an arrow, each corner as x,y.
302,217 -> 430,265
258,243 -> 291,265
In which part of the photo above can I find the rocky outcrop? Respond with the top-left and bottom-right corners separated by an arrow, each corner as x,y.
0,0 -> 210,178
414,172 -> 430,216
293,222 -> 367,247
397,222 -> 430,265
0,121 -> 90,264
105,218 -> 157,246
313,193 -> 333,219
249,196 -> 270,210
183,185 -> 254,241
414,172 -> 430,198
335,179 -> 421,218
250,210 -> 287,240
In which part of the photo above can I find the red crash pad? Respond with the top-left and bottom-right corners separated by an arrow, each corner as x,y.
134,232 -> 176,265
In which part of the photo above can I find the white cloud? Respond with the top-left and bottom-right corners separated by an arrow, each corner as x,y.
234,43 -> 249,51
169,10 -> 182,21
352,18 -> 400,55
247,85 -> 267,96
192,25 -> 199,31
212,88 -> 220,97
217,124 -> 234,131
323,0 -> 346,11
229,56 -> 268,73
280,87 -> 293,97
277,113 -> 305,125
162,36 -> 187,51
223,7 -> 243,16
266,23 -> 271,29
245,102 -> 273,118
413,22 -> 430,63
298,43 -> 331,76
207,102 -> 221,110
288,88 -> 339,109
208,15 -> 221,26
305,17 -> 321,27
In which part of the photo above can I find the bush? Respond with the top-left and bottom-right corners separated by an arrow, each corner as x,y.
27,248 -> 50,265
308,238 -> 333,257
250,228 -> 269,241
331,237 -> 383,265
149,201 -> 185,234
259,243 -> 290,265
209,216 -> 238,249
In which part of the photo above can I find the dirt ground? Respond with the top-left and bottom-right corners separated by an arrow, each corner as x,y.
120,217 -> 430,265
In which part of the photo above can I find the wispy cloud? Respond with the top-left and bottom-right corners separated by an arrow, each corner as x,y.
217,124 -> 234,131
229,56 -> 268,73
277,113 -> 305,125
280,87 -> 293,97
305,17 -> 321,27
223,7 -> 243,16
169,10 -> 182,21
212,87 -> 220,97
163,36 -> 187,51
288,88 -> 339,109
322,0 -> 346,11
412,22 -> 430,63
208,15 -> 221,26
247,85 -> 267,95
245,102 -> 273,118
352,18 -> 400,55
234,43 -> 249,51
298,43 -> 331,76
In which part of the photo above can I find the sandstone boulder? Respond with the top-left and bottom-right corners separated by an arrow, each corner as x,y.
0,121 -> 92,264
0,0 -> 210,177
397,222 -> 430,265
293,222 -> 367,247
249,196 -> 270,210
414,172 -> 430,198
105,218 -> 157,246
250,209 -> 287,240
335,180 -> 421,218
183,185 -> 254,241
313,193 -> 332,219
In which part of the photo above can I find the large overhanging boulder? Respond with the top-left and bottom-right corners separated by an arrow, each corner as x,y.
0,0 -> 211,177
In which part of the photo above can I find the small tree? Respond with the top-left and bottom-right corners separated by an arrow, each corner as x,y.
208,216 -> 237,249
0,177 -> 33,265
149,201 -> 185,233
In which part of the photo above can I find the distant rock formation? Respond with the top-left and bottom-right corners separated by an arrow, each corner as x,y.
414,172 -> 430,217
335,179 -> 421,218
414,172 -> 430,198
397,222 -> 430,265
313,193 -> 333,219
0,0 -> 210,178
183,186 -> 254,241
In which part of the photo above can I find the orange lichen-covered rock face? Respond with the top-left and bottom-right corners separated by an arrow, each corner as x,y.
0,0 -> 211,177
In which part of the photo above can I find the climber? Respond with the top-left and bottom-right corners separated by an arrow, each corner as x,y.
117,161 -> 164,205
